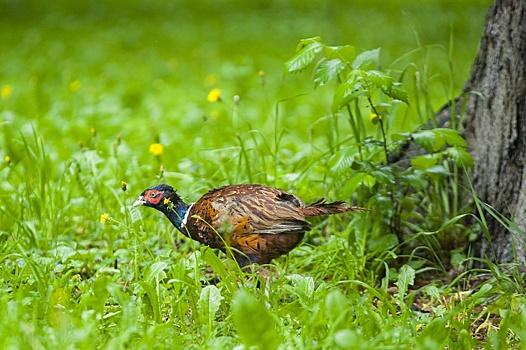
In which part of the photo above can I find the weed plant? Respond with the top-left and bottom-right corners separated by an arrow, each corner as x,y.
2,1 -> 524,349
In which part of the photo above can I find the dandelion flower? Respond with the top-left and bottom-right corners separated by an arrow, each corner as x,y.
149,143 -> 164,156
1,85 -> 12,100
100,213 -> 109,223
207,88 -> 222,102
369,113 -> 381,124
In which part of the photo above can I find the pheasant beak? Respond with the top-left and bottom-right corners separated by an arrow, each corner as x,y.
133,196 -> 146,207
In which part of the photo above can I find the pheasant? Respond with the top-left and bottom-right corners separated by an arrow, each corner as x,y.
133,184 -> 366,267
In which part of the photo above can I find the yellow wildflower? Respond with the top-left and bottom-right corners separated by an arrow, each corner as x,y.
69,80 -> 81,92
369,113 -> 382,124
121,181 -> 127,192
149,143 -> 164,156
163,198 -> 171,205
100,213 -> 109,223
207,88 -> 222,102
5,155 -> 11,164
1,85 -> 12,100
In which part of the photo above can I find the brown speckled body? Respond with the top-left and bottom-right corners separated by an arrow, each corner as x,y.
134,183 -> 366,267
185,184 -> 311,266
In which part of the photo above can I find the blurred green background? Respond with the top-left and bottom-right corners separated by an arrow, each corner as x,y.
1,0 -> 492,199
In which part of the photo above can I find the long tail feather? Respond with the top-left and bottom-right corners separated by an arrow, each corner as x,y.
302,199 -> 368,217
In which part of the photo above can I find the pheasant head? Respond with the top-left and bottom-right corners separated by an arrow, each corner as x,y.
133,184 -> 191,233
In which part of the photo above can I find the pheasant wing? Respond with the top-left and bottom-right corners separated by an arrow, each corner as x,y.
198,184 -> 310,237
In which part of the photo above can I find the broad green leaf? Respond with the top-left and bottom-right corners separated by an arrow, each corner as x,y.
286,274 -> 316,301
411,154 -> 438,170
325,289 -> 348,325
351,48 -> 380,69
232,290 -> 280,350
331,71 -> 365,113
341,172 -> 369,197
436,214 -> 470,233
458,329 -> 476,349
329,148 -> 356,175
390,84 -> 409,104
334,329 -> 362,347
416,317 -> 450,348
130,207 -> 143,224
201,247 -> 237,293
444,147 -> 474,168
412,130 -> 437,152
294,36 -> 322,51
331,87 -> 365,113
370,166 -> 394,185
398,170 -> 428,191
395,264 -> 415,302
425,165 -> 450,180
391,132 -> 411,142
138,281 -> 161,323
366,70 -> 393,90
400,197 -> 415,211
80,275 -> 111,314
414,128 -> 467,151
197,285 -> 223,325
50,245 -> 77,261
471,283 -> 493,300
432,128 -> 467,147
450,251 -> 466,268
284,41 -> 324,75
362,173 -> 376,188
144,261 -> 168,284
368,234 -> 398,252
314,58 -> 346,88
342,172 -> 376,197
325,44 -> 356,61
425,285 -> 440,300
435,135 -> 446,150
106,280 -> 129,306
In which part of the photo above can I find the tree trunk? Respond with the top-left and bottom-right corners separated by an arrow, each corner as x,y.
461,0 -> 526,264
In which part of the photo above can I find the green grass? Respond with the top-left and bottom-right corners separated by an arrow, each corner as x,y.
3,0 -> 526,349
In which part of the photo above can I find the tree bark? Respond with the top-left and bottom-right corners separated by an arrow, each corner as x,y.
461,0 -> 526,264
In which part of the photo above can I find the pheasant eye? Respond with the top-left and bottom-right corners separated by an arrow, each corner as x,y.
149,192 -> 158,198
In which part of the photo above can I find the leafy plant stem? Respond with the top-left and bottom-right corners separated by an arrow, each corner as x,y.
344,104 -> 363,161
273,100 -> 283,185
368,96 -> 389,166
339,75 -> 363,160
453,165 -> 459,216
